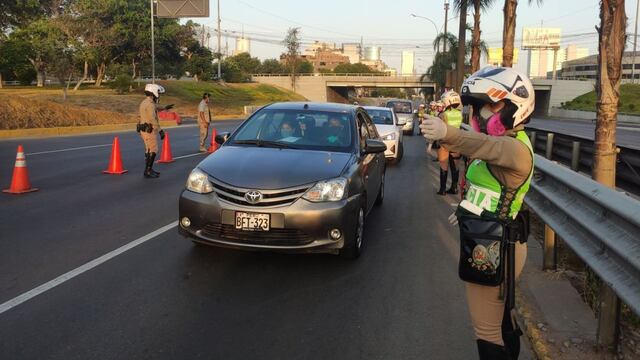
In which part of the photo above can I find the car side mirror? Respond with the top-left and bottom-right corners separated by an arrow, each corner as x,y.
413,109 -> 418,114
363,139 -> 387,154
215,132 -> 230,144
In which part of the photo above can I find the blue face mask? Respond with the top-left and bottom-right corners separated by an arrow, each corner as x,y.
281,129 -> 294,138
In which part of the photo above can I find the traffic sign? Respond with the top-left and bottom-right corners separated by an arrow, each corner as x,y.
156,0 -> 209,18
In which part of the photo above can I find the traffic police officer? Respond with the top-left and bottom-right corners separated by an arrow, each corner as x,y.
138,83 -> 166,178
420,66 -> 535,359
437,90 -> 463,195
198,92 -> 211,152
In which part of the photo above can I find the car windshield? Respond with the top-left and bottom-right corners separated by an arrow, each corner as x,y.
365,109 -> 395,125
230,109 -> 354,152
388,101 -> 412,114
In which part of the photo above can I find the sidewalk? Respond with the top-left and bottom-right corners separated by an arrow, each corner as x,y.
517,239 -> 621,360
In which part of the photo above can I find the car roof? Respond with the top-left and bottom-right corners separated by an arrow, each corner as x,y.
385,99 -> 412,104
263,102 -> 356,113
363,106 -> 393,112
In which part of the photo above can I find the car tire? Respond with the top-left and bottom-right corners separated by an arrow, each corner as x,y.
340,206 -> 365,259
396,142 -> 404,163
375,173 -> 385,206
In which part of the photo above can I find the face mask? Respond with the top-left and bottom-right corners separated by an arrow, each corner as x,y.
281,129 -> 294,138
473,104 -> 506,136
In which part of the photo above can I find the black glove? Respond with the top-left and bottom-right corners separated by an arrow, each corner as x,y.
159,129 -> 165,140
164,104 -> 174,110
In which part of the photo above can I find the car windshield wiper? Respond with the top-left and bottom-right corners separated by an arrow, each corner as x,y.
233,139 -> 299,149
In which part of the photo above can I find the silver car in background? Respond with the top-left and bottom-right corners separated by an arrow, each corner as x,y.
363,106 -> 403,163
385,100 -> 416,136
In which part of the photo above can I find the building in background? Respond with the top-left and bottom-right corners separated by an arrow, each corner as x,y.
560,51 -> 640,82
487,48 -> 520,66
303,41 -> 338,56
401,50 -> 415,75
342,43 -> 362,64
364,46 -> 381,61
233,37 -> 251,56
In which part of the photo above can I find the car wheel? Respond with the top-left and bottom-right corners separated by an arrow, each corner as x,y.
396,142 -> 404,163
340,206 -> 365,259
375,173 -> 385,206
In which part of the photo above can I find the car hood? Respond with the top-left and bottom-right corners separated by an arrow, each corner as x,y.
375,124 -> 398,136
198,146 -> 354,189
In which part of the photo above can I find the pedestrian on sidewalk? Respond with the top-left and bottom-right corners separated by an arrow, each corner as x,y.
198,92 -> 211,152
420,66 -> 535,360
137,83 -> 166,179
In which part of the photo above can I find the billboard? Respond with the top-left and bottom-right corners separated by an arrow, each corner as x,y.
522,28 -> 561,49
156,0 -> 209,18
487,48 -> 519,65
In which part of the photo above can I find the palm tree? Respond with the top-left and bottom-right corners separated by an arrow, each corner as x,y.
502,0 -> 543,67
453,0 -> 470,90
470,0 -> 495,72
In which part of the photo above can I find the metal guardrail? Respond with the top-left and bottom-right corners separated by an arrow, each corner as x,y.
526,127 -> 640,195
251,73 -> 423,78
525,154 -> 640,345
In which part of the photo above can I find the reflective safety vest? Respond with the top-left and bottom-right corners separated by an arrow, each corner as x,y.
463,131 -> 534,220
444,108 -> 462,129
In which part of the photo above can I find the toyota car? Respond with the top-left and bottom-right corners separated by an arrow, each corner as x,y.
178,102 -> 386,259
363,106 -> 403,164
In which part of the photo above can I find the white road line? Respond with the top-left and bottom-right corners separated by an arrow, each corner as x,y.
27,144 -> 112,156
0,221 -> 178,315
173,152 -> 208,160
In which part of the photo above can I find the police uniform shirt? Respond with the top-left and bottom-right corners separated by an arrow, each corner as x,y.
139,97 -> 160,128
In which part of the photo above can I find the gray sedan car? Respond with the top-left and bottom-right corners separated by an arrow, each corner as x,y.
178,102 -> 386,258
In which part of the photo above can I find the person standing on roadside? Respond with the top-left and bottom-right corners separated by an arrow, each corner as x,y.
420,66 -> 535,360
137,83 -> 166,179
436,90 -> 463,195
198,92 -> 211,152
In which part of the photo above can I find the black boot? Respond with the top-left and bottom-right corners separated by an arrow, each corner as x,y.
502,309 -> 522,359
437,169 -> 448,195
149,152 -> 160,176
143,153 -> 159,178
477,339 -> 510,360
447,157 -> 459,194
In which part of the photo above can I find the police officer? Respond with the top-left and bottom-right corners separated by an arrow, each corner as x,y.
138,83 -> 166,179
437,90 -> 463,195
420,66 -> 535,359
198,92 -> 211,152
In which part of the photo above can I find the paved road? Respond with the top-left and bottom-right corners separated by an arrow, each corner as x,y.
529,117 -> 640,150
0,127 -> 532,359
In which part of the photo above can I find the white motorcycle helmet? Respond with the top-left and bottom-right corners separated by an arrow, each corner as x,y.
144,83 -> 165,99
441,90 -> 462,109
460,66 -> 535,128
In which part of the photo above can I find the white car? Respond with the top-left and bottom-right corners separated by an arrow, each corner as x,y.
385,100 -> 415,135
363,106 -> 403,163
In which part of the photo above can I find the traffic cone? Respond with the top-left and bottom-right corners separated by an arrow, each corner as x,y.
208,127 -> 219,153
157,131 -> 174,163
103,136 -> 128,174
3,145 -> 38,194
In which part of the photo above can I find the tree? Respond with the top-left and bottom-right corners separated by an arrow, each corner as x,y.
184,46 -> 214,81
333,63 -> 378,74
220,59 -> 244,83
229,52 -> 262,75
453,0 -> 469,90
297,61 -> 314,74
259,58 -> 285,74
502,0 -> 543,67
283,27 -> 301,89
470,0 -> 495,72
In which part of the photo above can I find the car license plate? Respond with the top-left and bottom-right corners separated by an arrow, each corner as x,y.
235,212 -> 270,231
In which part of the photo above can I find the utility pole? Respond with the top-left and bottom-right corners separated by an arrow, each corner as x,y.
456,0 -> 468,91
443,0 -> 450,53
217,0 -> 221,80
201,24 -> 206,46
633,0 -> 639,83
150,0 -> 155,84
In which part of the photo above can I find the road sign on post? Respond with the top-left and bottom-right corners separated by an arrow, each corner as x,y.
156,0 -> 209,18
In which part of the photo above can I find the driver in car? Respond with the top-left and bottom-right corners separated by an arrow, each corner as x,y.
279,120 -> 296,139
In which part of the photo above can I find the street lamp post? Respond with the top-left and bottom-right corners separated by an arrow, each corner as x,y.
444,0 -> 450,53
410,14 -> 440,53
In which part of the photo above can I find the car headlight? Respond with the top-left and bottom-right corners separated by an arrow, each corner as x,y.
382,133 -> 396,141
186,168 -> 214,194
302,177 -> 347,202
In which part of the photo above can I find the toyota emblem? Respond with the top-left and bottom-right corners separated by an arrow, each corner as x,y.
244,190 -> 263,204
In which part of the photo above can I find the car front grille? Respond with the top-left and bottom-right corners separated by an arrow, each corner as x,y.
210,179 -> 309,207
201,224 -> 313,246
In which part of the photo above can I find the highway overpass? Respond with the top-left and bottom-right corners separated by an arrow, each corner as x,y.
252,74 -> 595,116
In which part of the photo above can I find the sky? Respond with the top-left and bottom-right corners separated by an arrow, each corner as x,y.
186,0 -> 639,75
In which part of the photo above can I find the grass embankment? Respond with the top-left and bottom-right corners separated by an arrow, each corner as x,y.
563,83 -> 640,114
0,81 -> 305,130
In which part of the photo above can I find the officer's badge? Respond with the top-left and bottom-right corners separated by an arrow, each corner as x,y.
468,241 -> 501,274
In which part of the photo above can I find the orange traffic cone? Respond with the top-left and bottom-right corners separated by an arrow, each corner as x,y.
157,131 -> 174,163
208,127 -> 219,153
103,136 -> 128,174
3,145 -> 38,194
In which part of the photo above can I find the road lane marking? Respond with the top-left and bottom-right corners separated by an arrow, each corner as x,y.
27,144 -> 112,156
173,152 -> 208,160
0,221 -> 178,315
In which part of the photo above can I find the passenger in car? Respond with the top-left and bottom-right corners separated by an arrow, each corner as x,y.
326,116 -> 347,145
